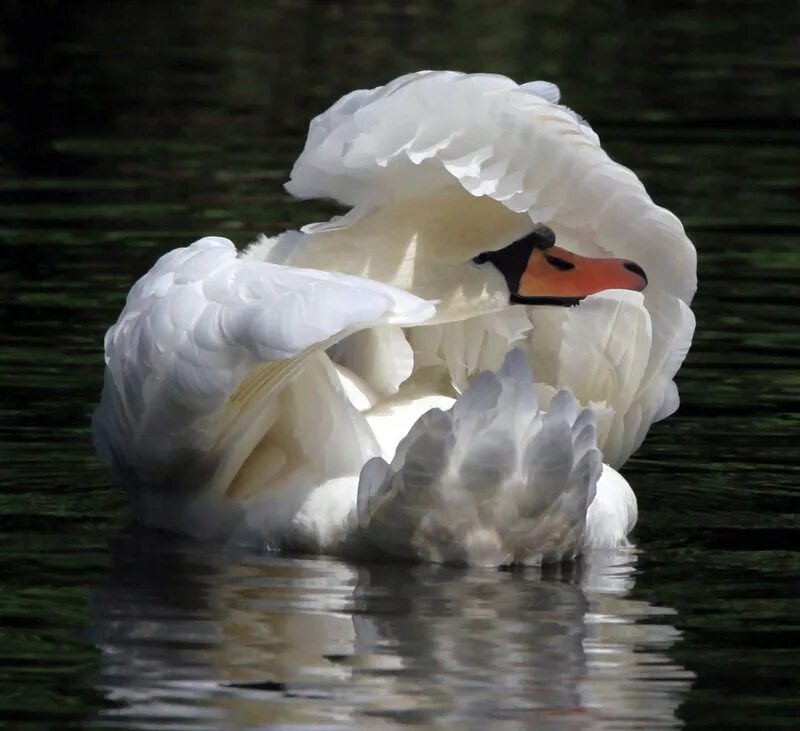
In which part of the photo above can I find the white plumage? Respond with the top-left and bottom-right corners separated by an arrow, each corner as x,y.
358,350 -> 604,566
94,236 -> 434,492
93,71 -> 696,566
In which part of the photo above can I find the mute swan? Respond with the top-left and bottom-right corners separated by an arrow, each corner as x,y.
93,71 -> 696,566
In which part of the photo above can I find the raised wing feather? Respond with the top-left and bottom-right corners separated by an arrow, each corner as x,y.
93,236 -> 436,495
287,70 -> 695,306
286,71 -> 696,466
526,289 -> 695,467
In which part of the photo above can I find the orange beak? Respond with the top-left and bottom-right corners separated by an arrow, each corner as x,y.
516,245 -> 647,305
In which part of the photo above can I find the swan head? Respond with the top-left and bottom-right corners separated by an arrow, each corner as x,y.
472,223 -> 647,308
271,190 -> 649,324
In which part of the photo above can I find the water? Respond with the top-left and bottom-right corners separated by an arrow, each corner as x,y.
1,1 -> 798,728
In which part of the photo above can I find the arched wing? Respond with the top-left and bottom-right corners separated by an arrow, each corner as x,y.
92,236 -> 436,493
286,71 -> 697,466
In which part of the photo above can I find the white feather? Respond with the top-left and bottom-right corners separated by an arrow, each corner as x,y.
327,325 -> 414,397
92,236 -> 436,495
357,350 -> 605,566
93,70 -> 695,565
405,308 -> 534,391
284,70 -> 696,469
287,71 -> 694,306
523,289 -> 694,467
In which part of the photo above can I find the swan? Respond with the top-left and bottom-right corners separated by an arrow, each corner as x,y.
92,71 -> 696,566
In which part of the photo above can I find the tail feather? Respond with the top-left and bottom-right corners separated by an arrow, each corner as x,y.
357,349 -> 602,566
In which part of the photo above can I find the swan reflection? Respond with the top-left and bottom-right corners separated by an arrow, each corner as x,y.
91,531 -> 692,729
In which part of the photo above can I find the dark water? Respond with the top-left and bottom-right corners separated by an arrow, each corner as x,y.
1,2 -> 798,728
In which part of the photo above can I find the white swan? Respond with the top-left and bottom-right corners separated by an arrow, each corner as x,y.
92,71 -> 696,566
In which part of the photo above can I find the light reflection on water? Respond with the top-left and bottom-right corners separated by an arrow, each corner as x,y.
91,533 -> 691,730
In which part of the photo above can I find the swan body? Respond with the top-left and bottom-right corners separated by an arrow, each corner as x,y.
93,71 -> 695,566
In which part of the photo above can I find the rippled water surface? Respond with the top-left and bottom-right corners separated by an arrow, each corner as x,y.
1,2 -> 799,729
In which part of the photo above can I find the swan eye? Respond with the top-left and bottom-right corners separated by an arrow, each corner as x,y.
472,253 -> 489,265
544,253 -> 575,271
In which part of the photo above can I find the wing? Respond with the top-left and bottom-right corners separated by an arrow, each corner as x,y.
287,71 -> 697,466
286,70 -> 695,306
92,236 -> 436,499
